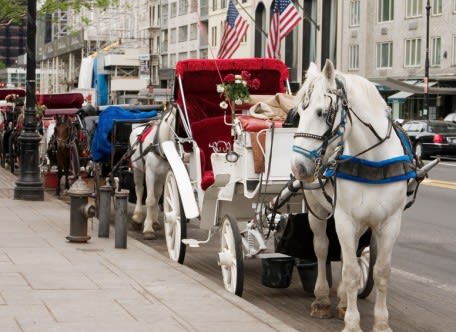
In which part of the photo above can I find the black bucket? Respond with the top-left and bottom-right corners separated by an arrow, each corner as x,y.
261,256 -> 295,288
296,259 -> 332,293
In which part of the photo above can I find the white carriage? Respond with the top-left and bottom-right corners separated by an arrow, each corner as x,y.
160,59 -> 375,297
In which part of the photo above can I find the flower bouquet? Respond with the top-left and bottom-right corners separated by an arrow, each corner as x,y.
217,71 -> 260,113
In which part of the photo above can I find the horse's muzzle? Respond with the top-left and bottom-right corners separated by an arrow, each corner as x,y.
290,155 -> 315,182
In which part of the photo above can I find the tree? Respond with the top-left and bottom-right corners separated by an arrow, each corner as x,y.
0,0 -> 119,26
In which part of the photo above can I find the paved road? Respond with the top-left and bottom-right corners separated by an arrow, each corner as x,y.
131,160 -> 456,332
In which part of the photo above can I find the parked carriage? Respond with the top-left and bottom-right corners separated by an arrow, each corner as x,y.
0,88 -> 26,173
90,104 -> 163,214
148,58 -> 376,297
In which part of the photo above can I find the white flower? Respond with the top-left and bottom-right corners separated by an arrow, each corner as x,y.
242,80 -> 247,86
235,79 -> 242,84
216,84 -> 225,93
235,99 -> 243,105
235,74 -> 242,80
219,101 -> 228,109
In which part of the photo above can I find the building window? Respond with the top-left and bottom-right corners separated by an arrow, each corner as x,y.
161,55 -> 168,68
221,0 -> 227,9
350,0 -> 360,26
178,25 -> 188,42
190,23 -> 197,40
431,37 -> 441,66
190,50 -> 197,58
406,0 -> 422,18
179,0 -> 188,15
378,0 -> 394,22
170,2 -> 177,17
170,28 -> 177,44
432,0 -> 442,15
405,38 -> 422,67
161,4 -> 168,25
170,54 -> 177,67
376,42 -> 393,68
212,0 -> 218,11
349,44 -> 359,70
453,35 -> 456,65
211,26 -> 217,46
178,52 -> 187,60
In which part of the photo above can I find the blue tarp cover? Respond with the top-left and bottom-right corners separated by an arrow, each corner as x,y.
91,106 -> 158,162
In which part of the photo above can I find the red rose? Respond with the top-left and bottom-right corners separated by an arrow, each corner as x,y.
249,78 -> 260,90
223,74 -> 235,83
241,71 -> 251,81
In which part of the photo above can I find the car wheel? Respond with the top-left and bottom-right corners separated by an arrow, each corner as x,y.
415,142 -> 427,160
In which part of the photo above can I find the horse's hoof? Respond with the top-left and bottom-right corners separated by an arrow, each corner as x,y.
372,323 -> 393,332
310,302 -> 333,319
131,214 -> 144,224
152,222 -> 162,231
337,306 -> 346,320
143,231 -> 156,240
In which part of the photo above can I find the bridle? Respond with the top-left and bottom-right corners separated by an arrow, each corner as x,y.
56,121 -> 75,149
291,77 -> 395,219
292,78 -> 349,180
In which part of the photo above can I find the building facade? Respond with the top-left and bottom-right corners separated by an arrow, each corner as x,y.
339,0 -> 456,120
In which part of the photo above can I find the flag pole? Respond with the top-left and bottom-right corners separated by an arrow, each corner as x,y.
234,0 -> 268,38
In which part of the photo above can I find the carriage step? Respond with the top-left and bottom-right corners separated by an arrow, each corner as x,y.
182,239 -> 200,247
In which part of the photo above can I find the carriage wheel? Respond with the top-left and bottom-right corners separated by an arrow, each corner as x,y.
357,236 -> 377,298
218,214 -> 244,296
163,170 -> 187,264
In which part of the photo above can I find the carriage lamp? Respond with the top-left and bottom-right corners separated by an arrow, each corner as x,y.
66,177 -> 95,243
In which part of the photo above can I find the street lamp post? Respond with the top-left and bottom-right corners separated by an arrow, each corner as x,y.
424,0 -> 431,120
14,0 -> 44,201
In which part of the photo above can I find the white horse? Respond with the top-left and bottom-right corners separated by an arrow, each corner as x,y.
291,60 -> 417,332
129,109 -> 175,240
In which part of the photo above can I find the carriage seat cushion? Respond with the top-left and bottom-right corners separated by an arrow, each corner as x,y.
238,115 -> 283,132
191,115 -> 233,190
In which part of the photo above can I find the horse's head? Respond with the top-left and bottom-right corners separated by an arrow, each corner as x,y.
291,60 -> 347,182
54,121 -> 72,150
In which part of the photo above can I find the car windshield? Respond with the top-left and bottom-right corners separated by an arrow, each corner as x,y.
429,122 -> 456,133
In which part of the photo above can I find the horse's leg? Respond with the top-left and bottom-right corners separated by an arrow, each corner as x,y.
131,165 -> 145,226
372,214 -> 401,332
56,167 -> 61,196
142,156 -> 168,240
308,214 -> 332,319
335,211 -> 362,332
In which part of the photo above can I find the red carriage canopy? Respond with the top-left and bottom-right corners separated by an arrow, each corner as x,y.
37,92 -> 84,109
0,88 -> 26,100
174,58 -> 289,123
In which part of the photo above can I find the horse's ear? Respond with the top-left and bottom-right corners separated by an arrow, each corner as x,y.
306,62 -> 319,79
322,59 -> 335,82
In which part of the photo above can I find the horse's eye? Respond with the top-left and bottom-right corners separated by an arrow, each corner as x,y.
316,108 -> 323,117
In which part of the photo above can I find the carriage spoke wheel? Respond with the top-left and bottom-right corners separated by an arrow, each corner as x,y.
218,214 -> 244,296
357,236 -> 377,299
163,171 -> 187,264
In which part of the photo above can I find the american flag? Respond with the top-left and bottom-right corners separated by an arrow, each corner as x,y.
266,0 -> 301,58
217,0 -> 249,59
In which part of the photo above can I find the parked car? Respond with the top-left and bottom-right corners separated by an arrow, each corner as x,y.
444,112 -> 456,123
402,120 -> 456,159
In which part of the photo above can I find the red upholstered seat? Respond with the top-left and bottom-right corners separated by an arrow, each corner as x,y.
191,116 -> 233,190
238,115 -> 283,132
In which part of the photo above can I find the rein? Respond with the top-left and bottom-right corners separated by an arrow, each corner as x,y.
292,78 -> 412,220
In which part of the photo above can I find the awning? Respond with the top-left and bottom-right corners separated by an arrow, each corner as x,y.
387,91 -> 414,104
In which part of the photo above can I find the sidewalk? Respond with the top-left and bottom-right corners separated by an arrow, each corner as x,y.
0,168 -> 297,332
